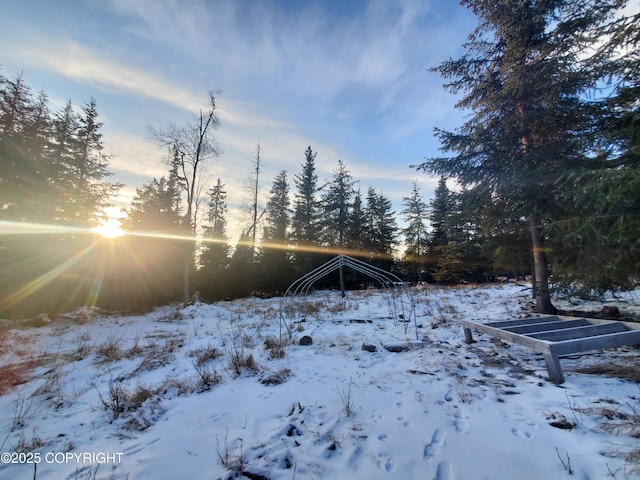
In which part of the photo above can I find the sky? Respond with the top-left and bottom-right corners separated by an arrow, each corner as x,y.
0,0 -> 478,242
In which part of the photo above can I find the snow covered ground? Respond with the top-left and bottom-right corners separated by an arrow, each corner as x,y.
1,283 -> 639,480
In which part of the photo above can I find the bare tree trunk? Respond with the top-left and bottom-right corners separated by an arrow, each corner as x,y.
148,91 -> 220,306
529,213 -> 557,314
251,142 -> 261,259
183,243 -> 191,306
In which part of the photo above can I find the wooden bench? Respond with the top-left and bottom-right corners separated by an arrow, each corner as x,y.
459,315 -> 640,383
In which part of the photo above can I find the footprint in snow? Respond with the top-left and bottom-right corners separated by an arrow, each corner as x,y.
378,434 -> 388,441
376,452 -> 394,472
396,415 -> 410,427
453,406 -> 468,433
511,427 -> 534,439
347,444 -> 363,469
435,460 -> 455,480
423,428 -> 445,460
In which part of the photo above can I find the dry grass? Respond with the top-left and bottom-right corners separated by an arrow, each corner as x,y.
229,351 -> 258,376
300,299 -> 323,315
189,343 -> 223,366
0,358 -> 34,395
578,398 -> 640,437
14,427 -> 44,453
95,334 -> 123,362
72,332 -> 92,360
430,315 -> 447,329
192,362 -> 222,391
326,298 -> 357,314
125,336 -> 145,358
159,377 -> 196,397
574,392 -> 640,474
134,334 -> 185,373
158,308 -> 184,322
260,367 -> 292,385
545,411 -> 577,430
338,378 -> 355,417
574,362 -> 640,383
216,430 -> 246,474
0,330 -> 9,356
255,305 -> 279,324
264,335 -> 287,359
32,356 -> 66,402
96,375 -> 156,422
11,393 -> 33,430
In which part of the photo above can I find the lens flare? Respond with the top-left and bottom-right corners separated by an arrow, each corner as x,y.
0,219 -> 398,315
93,218 -> 125,238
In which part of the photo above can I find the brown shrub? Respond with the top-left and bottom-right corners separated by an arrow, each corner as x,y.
0,359 -> 34,395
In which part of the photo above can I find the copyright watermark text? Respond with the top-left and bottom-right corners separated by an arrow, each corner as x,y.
1,451 -> 123,465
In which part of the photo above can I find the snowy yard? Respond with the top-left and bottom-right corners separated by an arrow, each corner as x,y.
1,283 -> 639,480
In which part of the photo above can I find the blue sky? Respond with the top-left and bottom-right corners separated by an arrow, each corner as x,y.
0,0 -> 477,241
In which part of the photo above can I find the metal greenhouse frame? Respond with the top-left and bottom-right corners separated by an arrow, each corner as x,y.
279,254 -> 418,339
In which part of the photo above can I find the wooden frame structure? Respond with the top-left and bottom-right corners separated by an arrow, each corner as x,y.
459,315 -> 640,383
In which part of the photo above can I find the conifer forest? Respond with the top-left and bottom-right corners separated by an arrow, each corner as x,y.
1,0 -> 638,318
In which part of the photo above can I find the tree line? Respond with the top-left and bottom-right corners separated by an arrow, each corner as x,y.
0,68 -> 504,317
1,0 -> 638,317
120,141 -> 539,305
0,70 -> 124,317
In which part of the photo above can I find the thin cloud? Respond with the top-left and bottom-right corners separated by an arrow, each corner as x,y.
106,132 -> 169,180
23,39 -> 203,112
104,0 -> 467,126
19,34 -> 293,134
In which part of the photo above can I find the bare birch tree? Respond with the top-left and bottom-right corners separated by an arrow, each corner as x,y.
149,90 -> 221,305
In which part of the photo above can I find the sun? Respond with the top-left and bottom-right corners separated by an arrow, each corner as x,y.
93,217 -> 125,238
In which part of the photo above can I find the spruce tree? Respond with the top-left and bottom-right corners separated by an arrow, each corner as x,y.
364,187 -> 398,272
50,100 -> 80,221
198,178 -> 231,300
0,75 -> 119,227
321,160 -> 355,295
0,73 -> 50,317
0,72 -> 32,136
263,170 -> 290,242
346,188 -> 367,254
551,7 -> 640,294
428,177 -> 451,251
401,181 -> 429,282
20,90 -> 53,221
415,0 -> 620,311
291,146 -> 322,275
0,73 -> 51,221
428,178 -> 470,284
122,178 -> 182,232
0,73 -> 121,316
322,160 -> 355,250
481,212 -> 531,280
64,98 -> 120,227
227,230 -> 255,299
112,171 -> 184,308
258,170 -> 293,295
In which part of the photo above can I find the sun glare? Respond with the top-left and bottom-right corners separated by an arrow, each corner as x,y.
94,217 -> 125,238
